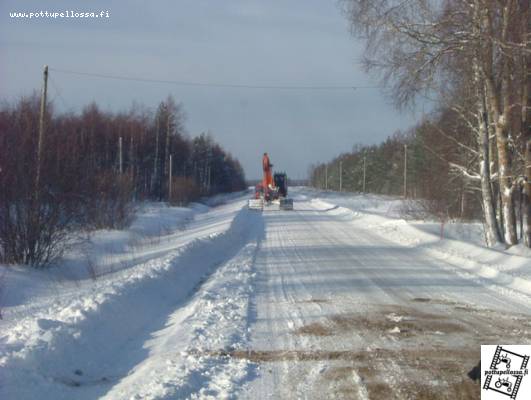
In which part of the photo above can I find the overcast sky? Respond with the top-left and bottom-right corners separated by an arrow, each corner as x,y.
1,0 -> 420,179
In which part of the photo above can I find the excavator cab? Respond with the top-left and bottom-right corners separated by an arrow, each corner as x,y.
274,173 -> 288,197
273,172 -> 293,210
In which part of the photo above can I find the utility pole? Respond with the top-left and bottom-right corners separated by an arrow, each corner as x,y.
152,116 -> 160,196
339,161 -> 343,192
404,144 -> 408,198
168,154 -> 173,202
207,166 -> 211,193
325,164 -> 328,190
118,136 -> 123,174
129,137 -> 134,175
362,156 -> 366,194
36,65 -> 48,194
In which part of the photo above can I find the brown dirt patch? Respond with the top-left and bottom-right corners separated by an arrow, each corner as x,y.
191,347 -> 477,365
294,305 -> 467,338
191,347 -> 481,399
298,298 -> 329,304
294,322 -> 333,336
413,297 -> 432,303
314,348 -> 479,400
454,305 -> 476,312
194,349 -> 370,363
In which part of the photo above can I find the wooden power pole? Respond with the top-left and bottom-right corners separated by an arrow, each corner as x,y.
339,161 -> 343,192
168,154 -> 173,202
207,166 -> 211,193
404,144 -> 408,198
118,136 -> 123,174
362,156 -> 366,193
36,65 -> 48,194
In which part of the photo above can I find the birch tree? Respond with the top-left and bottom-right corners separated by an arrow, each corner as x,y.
343,0 -> 529,246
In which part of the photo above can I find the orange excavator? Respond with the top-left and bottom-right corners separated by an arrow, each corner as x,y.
249,153 -> 293,210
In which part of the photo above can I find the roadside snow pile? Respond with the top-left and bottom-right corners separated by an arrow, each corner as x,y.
300,188 -> 531,298
0,202 -> 200,322
302,187 -> 404,217
104,239 -> 261,399
0,195 -> 259,400
202,189 -> 249,207
62,202 -> 200,279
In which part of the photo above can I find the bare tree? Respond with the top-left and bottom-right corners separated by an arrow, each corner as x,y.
343,0 -> 529,246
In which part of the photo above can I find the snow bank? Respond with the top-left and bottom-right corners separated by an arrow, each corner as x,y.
0,202 -> 197,312
201,189 -> 250,207
0,195 -> 257,399
300,188 -> 531,299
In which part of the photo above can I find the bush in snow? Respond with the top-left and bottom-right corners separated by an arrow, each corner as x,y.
169,176 -> 200,206
82,171 -> 136,230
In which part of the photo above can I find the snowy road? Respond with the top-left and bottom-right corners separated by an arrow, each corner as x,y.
240,197 -> 530,399
2,190 -> 531,399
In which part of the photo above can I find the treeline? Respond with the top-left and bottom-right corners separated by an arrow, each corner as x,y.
318,0 -> 530,248
309,113 -> 492,221
0,94 -> 246,266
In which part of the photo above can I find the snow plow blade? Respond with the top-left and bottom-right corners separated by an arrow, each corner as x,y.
280,198 -> 293,210
265,201 -> 280,211
248,198 -> 264,210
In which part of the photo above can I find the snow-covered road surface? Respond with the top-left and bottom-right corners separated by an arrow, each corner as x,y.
2,189 -> 530,399
240,197 -> 530,399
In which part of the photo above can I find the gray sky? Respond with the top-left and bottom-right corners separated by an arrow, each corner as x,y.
1,0 -> 420,179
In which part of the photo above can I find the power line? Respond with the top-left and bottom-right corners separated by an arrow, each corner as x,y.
48,75 -> 71,111
49,67 -> 381,91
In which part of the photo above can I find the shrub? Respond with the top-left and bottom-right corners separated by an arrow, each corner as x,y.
169,177 -> 200,206
83,172 -> 135,230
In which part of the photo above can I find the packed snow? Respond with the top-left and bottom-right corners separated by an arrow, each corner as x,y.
1,188 -> 530,399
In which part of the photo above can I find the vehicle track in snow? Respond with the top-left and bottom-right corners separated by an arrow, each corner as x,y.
239,197 -> 531,399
